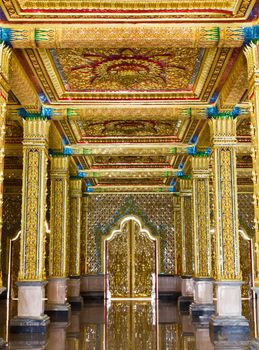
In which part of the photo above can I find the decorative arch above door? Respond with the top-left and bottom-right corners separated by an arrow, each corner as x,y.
102,216 -> 159,299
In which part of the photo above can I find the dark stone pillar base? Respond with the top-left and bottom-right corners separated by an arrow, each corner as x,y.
45,302 -> 71,323
10,315 -> 50,334
190,303 -> 215,324
81,292 -> 104,301
209,315 -> 249,343
68,296 -> 83,310
9,333 -> 48,349
178,295 -> 193,313
158,291 -> 181,300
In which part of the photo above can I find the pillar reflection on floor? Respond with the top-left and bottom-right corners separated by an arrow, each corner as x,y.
46,322 -> 67,350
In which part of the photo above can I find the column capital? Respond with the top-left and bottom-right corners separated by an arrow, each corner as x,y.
50,155 -> 70,176
23,118 -> 50,146
209,116 -> 237,146
191,156 -> 210,178
70,177 -> 83,197
179,178 -> 192,194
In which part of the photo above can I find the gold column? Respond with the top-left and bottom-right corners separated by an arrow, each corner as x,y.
0,44 -> 11,289
69,178 -> 82,277
67,178 -> 83,305
14,116 -> 50,322
173,196 -> 182,275
81,195 -> 89,275
47,155 -> 70,313
209,117 -> 241,281
178,179 -> 194,304
209,116 -> 247,329
191,156 -> 211,278
19,118 -> 50,282
190,156 -> 214,319
179,179 -> 193,276
244,43 -> 259,285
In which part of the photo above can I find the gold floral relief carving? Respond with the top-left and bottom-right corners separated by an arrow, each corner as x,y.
19,119 -> 49,281
49,156 -> 69,278
194,178 -> 211,277
212,147 -> 241,281
69,179 -> 82,277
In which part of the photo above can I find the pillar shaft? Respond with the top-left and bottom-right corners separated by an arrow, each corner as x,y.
179,179 -> 193,276
0,43 -> 11,288
209,117 -> 241,281
245,42 -> 259,285
173,196 -> 182,275
191,157 -> 211,278
81,195 -> 88,275
69,178 -> 82,277
49,156 -> 70,278
19,118 -> 50,281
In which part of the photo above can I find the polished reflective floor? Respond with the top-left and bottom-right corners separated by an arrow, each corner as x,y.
0,299 -> 256,349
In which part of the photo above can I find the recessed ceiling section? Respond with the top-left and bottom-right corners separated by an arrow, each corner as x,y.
23,47 -> 231,102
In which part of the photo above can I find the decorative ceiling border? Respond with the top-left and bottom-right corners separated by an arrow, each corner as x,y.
1,0 -> 256,21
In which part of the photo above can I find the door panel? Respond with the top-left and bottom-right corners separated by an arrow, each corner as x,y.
107,219 -> 156,298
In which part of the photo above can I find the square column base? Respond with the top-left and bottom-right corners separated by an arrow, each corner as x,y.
209,315 -> 250,343
178,296 -> 194,313
67,277 -> 83,310
10,315 -> 50,334
190,303 -> 215,324
9,333 -> 48,349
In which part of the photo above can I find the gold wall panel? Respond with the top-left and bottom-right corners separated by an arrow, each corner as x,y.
87,194 -> 173,275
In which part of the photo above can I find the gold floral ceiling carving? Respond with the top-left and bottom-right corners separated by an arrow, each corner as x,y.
23,47 -> 231,102
55,48 -> 199,92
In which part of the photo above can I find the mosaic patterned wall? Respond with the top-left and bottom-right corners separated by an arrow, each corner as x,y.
2,190 -> 22,286
87,194 -> 174,274
238,193 -> 255,237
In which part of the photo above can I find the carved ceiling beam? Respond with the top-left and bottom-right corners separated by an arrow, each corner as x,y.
0,23 -> 258,49
79,167 -> 179,179
83,186 -> 176,194
64,143 -> 195,157
6,103 -> 251,121
218,52 -> 248,110
9,53 -> 40,112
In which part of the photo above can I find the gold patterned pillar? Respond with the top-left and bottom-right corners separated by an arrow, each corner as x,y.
178,179 -> 194,311
0,43 -> 11,292
209,116 -> 248,333
80,194 -> 89,296
67,178 -> 83,306
46,155 -> 71,317
11,117 -> 50,331
190,156 -> 215,321
173,196 -> 182,293
245,43 -> 259,285
244,42 -> 259,345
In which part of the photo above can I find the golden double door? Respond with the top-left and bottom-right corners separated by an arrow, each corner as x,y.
105,218 -> 157,298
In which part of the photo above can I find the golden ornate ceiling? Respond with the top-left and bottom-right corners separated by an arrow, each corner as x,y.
1,0 -> 257,192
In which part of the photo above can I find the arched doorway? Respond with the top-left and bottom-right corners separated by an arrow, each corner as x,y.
102,216 -> 159,299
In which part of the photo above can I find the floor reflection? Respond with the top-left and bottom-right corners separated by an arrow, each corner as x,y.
1,299 -> 255,349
